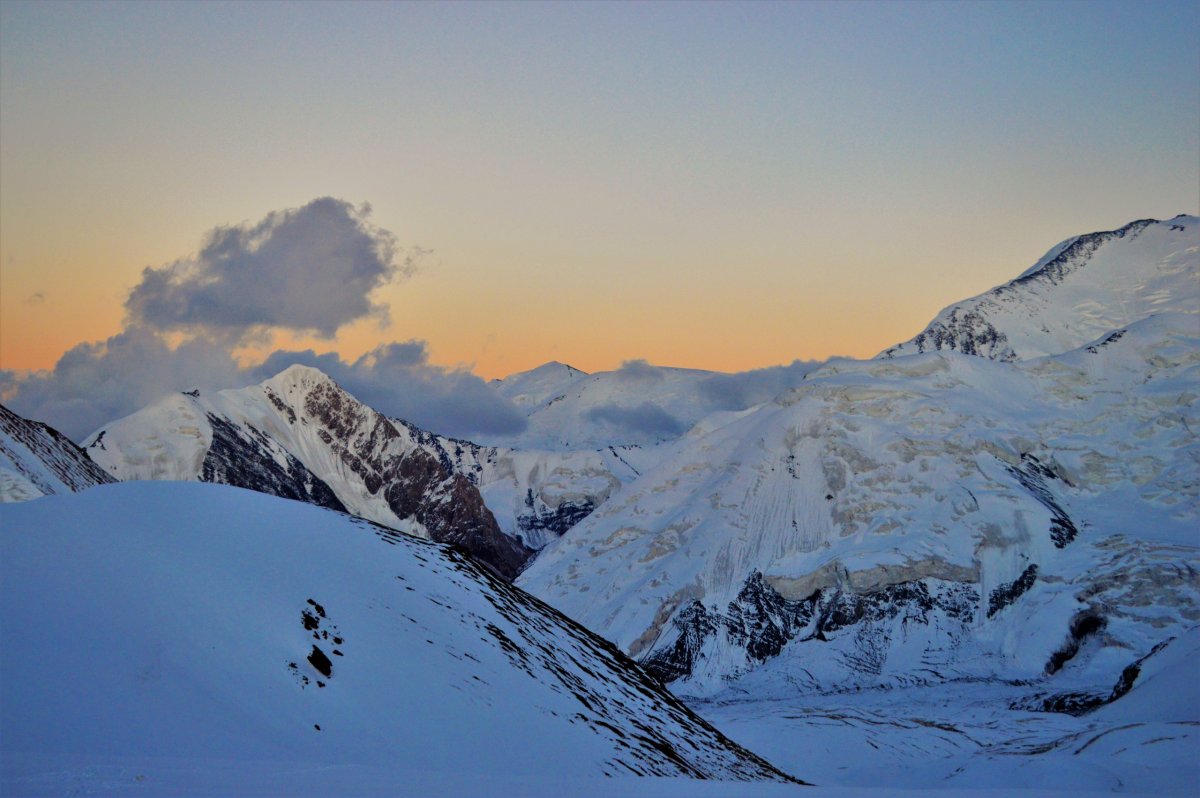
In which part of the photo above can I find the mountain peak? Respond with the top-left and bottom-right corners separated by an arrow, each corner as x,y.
260,363 -> 340,394
879,215 -> 1198,362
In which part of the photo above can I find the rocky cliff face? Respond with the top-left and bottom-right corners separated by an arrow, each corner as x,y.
1,403 -> 115,501
86,367 -> 534,580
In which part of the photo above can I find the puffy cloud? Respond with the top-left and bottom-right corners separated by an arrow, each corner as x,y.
125,197 -> 413,339
1,198 -> 533,442
584,402 -> 686,438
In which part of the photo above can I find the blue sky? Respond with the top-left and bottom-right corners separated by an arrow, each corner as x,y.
1,0 -> 1197,435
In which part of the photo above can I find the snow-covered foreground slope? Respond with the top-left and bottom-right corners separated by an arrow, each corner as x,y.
880,215 -> 1198,361
0,481 -> 800,795
0,403 -> 114,502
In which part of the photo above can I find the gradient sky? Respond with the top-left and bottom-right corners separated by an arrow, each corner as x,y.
2,0 -> 1198,380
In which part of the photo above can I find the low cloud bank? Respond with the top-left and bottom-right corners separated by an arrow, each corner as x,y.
2,199 -> 522,442
2,198 -> 830,444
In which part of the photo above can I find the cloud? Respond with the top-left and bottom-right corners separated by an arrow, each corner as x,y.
584,402 -> 686,438
697,359 -> 825,410
2,335 -> 528,443
1,198 -> 530,442
1,327 -> 245,441
125,197 -> 414,339
613,358 -> 666,382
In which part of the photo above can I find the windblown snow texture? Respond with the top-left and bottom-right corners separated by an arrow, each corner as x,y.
520,217 -> 1199,707
0,403 -> 114,502
0,482 -> 799,787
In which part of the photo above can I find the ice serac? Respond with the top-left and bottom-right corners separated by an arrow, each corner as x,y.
0,403 -> 115,502
0,482 -> 799,788
519,216 -> 1199,707
87,366 -> 534,580
880,215 -> 1199,361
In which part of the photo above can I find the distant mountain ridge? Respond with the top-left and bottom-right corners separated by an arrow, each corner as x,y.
880,215 -> 1197,361
85,365 -> 663,576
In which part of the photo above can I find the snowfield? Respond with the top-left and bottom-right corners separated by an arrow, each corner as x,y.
0,482 -> 798,795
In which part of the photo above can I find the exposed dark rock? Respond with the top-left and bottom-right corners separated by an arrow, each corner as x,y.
1009,219 -> 1155,289
307,645 -> 333,678
1012,636 -> 1174,716
988,564 -> 1039,617
644,570 -> 978,684
1005,453 -> 1078,547
517,490 -> 596,539
1,403 -> 116,494
905,309 -> 1012,360
1045,611 -> 1107,675
201,414 -> 347,514
1086,329 -> 1126,354
301,380 -> 534,580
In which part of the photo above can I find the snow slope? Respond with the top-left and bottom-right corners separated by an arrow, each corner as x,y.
0,481 -> 799,794
519,213 -> 1199,715
0,403 -> 114,502
521,313 -> 1199,699
700,627 -> 1200,794
491,360 -> 590,410
880,215 -> 1198,361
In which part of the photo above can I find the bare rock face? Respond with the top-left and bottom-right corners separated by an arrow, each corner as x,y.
201,414 -> 348,514
1,403 -> 115,501
84,367 -> 534,581
297,378 -> 534,580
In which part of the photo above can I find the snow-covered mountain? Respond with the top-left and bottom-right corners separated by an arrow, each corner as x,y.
880,215 -> 1198,361
481,361 -> 723,450
85,366 -> 533,579
83,365 -> 655,572
518,217 -> 1199,712
491,359 -> 590,410
0,403 -> 114,502
484,358 -> 827,452
0,481 -> 799,793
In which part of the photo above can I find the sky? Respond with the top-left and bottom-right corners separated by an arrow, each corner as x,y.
1,0 -> 1197,439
